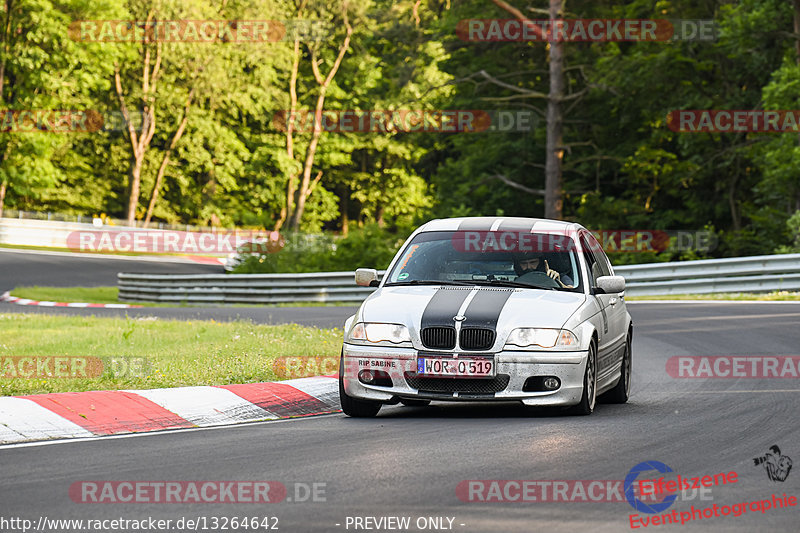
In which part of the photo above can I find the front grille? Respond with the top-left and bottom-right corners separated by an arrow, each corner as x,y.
421,327 -> 456,350
459,328 -> 495,350
404,372 -> 510,394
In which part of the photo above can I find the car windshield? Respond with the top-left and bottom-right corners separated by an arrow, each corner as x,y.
385,230 -> 583,292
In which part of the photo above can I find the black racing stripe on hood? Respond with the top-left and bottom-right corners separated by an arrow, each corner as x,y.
462,289 -> 514,329
420,288 -> 471,328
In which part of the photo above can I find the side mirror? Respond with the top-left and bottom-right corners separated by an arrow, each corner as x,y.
595,275 -> 625,294
355,268 -> 379,287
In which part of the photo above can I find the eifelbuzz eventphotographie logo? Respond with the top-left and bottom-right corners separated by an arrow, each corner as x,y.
753,445 -> 793,483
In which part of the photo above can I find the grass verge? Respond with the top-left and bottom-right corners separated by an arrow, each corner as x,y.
0,313 -> 342,396
8,286 -> 359,307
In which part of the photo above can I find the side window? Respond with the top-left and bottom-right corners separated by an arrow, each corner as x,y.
590,247 -> 612,278
580,235 -> 600,285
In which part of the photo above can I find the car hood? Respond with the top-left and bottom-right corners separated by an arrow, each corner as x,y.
360,285 -> 585,331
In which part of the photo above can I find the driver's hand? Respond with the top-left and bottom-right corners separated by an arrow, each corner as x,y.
545,260 -> 568,288
544,260 -> 560,281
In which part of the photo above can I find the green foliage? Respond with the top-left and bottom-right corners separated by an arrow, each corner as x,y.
775,211 -> 800,253
233,223 -> 411,273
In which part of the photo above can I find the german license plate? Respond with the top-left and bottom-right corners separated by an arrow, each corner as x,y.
416,357 -> 494,378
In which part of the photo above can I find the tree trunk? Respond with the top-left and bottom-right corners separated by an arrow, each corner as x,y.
0,179 -> 6,218
340,188 -> 349,236
729,173 -> 740,231
376,203 -> 385,227
289,106 -> 325,230
286,3 -> 352,230
127,155 -> 144,224
143,152 -> 170,227
115,12 -> 162,226
144,88 -> 194,227
544,0 -> 565,220
274,30 -> 303,233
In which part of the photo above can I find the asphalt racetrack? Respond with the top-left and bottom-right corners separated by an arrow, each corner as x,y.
2,250 -> 799,531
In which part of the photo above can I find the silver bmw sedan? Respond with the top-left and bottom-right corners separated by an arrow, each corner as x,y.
340,217 -> 632,417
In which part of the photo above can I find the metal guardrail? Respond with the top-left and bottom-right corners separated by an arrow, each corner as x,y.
118,271 -> 387,304
118,254 -> 800,303
616,253 -> 800,296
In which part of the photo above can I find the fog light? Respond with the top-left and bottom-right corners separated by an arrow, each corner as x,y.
543,377 -> 560,390
358,369 -> 393,387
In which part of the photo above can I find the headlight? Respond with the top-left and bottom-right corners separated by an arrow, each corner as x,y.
505,328 -> 579,349
347,323 -> 411,345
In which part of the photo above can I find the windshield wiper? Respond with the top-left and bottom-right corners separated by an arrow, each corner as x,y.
471,279 -> 557,290
384,280 -> 475,286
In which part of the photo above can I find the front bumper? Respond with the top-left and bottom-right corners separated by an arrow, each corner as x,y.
342,343 -> 588,406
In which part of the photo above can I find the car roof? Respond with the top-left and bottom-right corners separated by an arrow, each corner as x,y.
416,216 -> 585,234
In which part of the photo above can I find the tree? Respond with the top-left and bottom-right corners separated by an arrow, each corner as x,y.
275,0 -> 353,231
0,0 -> 122,217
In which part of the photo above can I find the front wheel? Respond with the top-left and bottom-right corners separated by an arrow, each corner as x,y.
600,332 -> 631,404
569,341 -> 597,416
339,353 -> 382,417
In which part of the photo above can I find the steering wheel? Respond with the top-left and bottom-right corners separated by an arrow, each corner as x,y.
515,270 -> 561,289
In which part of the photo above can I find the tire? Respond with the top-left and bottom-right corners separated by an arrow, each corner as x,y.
600,331 -> 632,404
338,353 -> 382,418
400,398 -> 431,407
569,340 -> 597,416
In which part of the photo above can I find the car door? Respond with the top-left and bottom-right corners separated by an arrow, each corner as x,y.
586,234 -> 627,381
580,232 -> 621,384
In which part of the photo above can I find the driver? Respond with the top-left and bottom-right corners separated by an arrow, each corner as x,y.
513,253 -> 574,288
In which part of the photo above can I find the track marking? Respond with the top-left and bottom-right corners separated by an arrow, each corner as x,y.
0,411 -> 342,450
129,386 -> 278,426
0,397 -> 94,441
